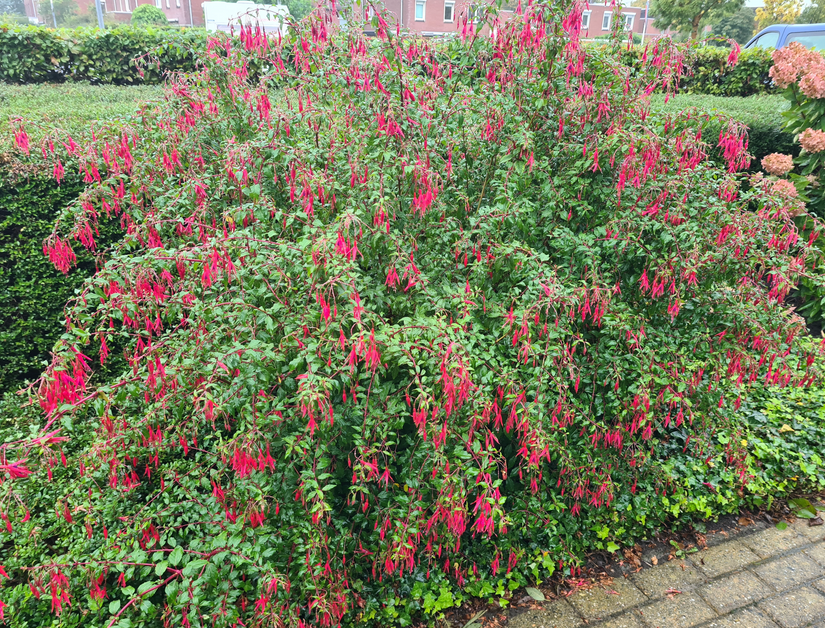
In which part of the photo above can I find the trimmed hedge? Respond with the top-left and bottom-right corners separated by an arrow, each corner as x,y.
0,24 -> 778,93
0,23 -> 207,84
649,94 -> 794,167
0,175 -> 122,392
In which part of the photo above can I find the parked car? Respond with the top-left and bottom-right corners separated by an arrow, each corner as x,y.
744,23 -> 825,50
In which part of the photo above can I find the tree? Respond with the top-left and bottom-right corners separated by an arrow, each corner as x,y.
651,0 -> 744,40
0,0 -> 24,18
797,0 -> 825,24
36,0 -> 80,26
711,6 -> 755,44
131,3 -> 168,26
755,0 -> 801,29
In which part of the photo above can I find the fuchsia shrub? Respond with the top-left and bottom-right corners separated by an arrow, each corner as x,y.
1,2 -> 824,626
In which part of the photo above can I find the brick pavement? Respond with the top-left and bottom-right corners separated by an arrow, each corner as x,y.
507,508 -> 825,628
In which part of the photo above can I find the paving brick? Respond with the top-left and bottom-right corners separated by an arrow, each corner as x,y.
566,578 -> 646,621
740,525 -> 807,559
505,600 -> 583,628
704,526 -> 761,548
699,571 -> 774,614
806,543 -> 825,567
692,541 -> 761,578
704,607 -> 780,627
593,612 -> 645,628
753,553 -> 823,592
634,592 -> 715,628
630,560 -> 706,598
789,517 -> 825,542
758,586 -> 825,628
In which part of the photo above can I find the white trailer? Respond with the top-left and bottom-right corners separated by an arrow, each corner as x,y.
202,1 -> 291,35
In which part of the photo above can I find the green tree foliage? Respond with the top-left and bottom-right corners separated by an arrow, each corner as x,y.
0,0 -> 24,18
755,0 -> 802,30
2,3 -> 824,627
130,3 -> 168,26
711,6 -> 756,44
652,0 -> 744,40
42,0 -> 82,26
797,0 -> 825,24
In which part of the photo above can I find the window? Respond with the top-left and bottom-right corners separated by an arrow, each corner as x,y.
622,13 -> 634,30
747,30 -> 780,49
786,31 -> 825,50
444,0 -> 454,22
602,12 -> 611,30
415,0 -> 425,20
581,11 -> 590,29
165,0 -> 170,8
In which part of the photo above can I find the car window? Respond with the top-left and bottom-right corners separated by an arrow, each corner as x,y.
786,31 -> 825,50
750,31 -> 780,49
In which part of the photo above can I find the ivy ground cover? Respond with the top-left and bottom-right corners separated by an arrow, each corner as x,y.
1,2 -> 825,627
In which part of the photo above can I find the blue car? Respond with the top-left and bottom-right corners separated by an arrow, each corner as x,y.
744,23 -> 825,50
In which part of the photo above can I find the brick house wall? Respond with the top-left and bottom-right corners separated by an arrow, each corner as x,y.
361,0 -> 514,37
360,0 -> 668,39
580,3 -> 669,39
100,0 -> 205,25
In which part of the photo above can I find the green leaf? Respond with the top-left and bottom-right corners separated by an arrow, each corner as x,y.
606,542 -> 620,553
109,599 -> 121,615
169,547 -> 183,567
525,587 -> 545,601
776,521 -> 789,530
155,561 -> 168,577
789,498 -> 818,519
182,559 -> 208,577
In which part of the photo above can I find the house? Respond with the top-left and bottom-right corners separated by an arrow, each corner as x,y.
359,0 -> 511,37
579,3 -> 669,40
357,0 -> 669,39
102,0 -> 207,26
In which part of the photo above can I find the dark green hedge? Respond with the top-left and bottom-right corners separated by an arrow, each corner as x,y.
623,46 -> 776,97
0,176 -> 97,392
0,23 -> 207,84
649,94 -> 793,167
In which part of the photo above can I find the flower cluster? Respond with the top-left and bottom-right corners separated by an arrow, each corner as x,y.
761,152 -> 795,176
800,128 -> 825,153
769,41 -> 825,91
772,178 -> 799,198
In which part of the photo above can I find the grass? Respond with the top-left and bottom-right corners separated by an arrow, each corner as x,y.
0,82 -> 164,143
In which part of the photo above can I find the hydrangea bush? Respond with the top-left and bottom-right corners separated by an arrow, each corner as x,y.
763,42 -> 825,215
1,2 -> 823,627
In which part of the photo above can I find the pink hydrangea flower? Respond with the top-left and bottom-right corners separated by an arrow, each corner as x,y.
800,128 -> 825,153
761,152 -> 795,176
770,42 -> 825,88
772,178 -> 799,198
799,68 -> 825,98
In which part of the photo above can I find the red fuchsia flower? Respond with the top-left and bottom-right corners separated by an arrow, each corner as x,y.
726,40 -> 741,67
14,127 -> 29,154
0,460 -> 33,480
